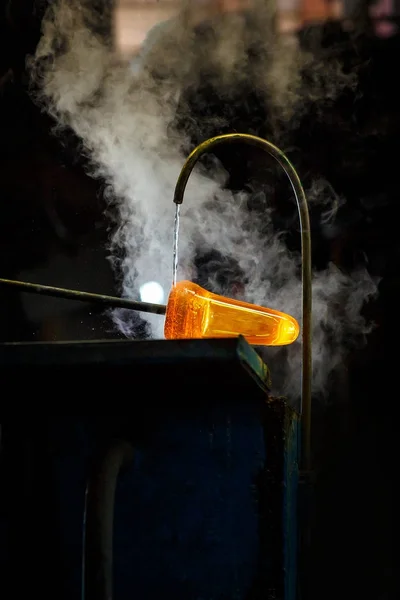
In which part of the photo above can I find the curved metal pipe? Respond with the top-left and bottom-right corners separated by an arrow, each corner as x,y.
82,439 -> 134,600
173,133 -> 312,471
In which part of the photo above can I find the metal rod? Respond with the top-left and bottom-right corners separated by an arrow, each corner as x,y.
0,277 -> 167,316
173,133 -> 312,471
82,439 -> 134,600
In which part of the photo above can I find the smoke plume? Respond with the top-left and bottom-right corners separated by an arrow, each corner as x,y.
28,0 -> 378,403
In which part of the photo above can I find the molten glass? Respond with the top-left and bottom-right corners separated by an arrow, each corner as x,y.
164,280 -> 300,346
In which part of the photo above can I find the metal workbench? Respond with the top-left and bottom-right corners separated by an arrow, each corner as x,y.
0,336 -> 299,600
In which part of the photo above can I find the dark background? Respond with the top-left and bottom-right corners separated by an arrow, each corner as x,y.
0,2 -> 396,599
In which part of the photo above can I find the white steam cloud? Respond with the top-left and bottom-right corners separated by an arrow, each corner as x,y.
28,0 -> 378,403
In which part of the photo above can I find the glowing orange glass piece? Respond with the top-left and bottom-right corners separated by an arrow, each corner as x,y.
164,280 -> 300,346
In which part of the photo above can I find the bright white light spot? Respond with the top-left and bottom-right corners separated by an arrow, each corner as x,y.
139,281 -> 165,304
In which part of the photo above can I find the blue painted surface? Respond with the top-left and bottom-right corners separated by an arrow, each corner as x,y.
0,407 -> 299,600
46,410 -> 300,599
0,340 -> 300,600
113,405 -> 266,599
283,408 -> 300,600
44,404 -> 268,600
48,419 -> 93,600
237,335 -> 272,391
